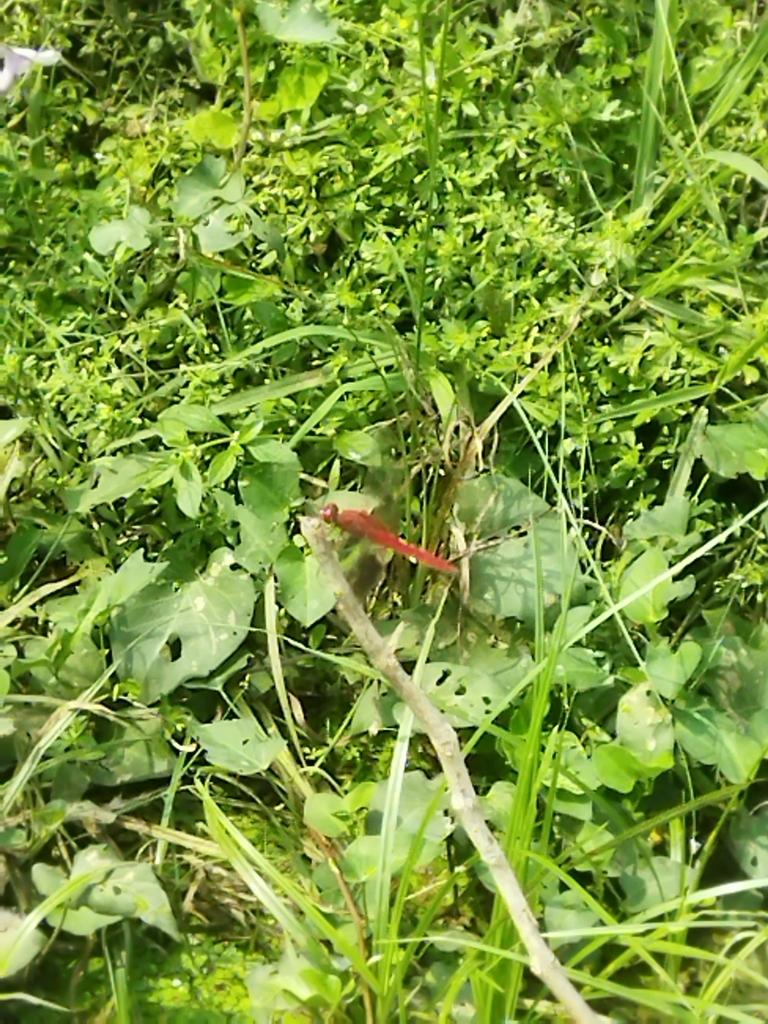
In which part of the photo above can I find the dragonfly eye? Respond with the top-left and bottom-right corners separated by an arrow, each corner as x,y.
320,503 -> 339,524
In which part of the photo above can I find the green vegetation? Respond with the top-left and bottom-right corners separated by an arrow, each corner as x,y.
3,0 -> 768,1018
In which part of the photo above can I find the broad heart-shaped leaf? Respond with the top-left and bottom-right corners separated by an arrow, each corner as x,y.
185,106 -> 240,149
0,910 -> 45,978
555,646 -> 611,691
624,496 -> 690,542
34,845 -> 179,940
304,792 -> 348,838
695,618 -> 768,729
256,0 -> 339,44
32,862 -> 122,936
74,847 -> 179,939
195,718 -> 286,774
618,546 -> 695,626
730,807 -> 768,878
620,855 -> 694,913
674,698 -> 762,784
455,473 -> 550,539
194,203 -> 253,254
699,400 -> 768,479
173,156 -> 245,220
645,640 -> 701,700
111,548 -> 255,702
275,546 -> 336,626
367,771 -> 451,845
247,946 -> 342,1020
469,513 -> 582,623
158,403 -> 229,444
344,774 -> 451,879
543,890 -> 601,951
89,205 -> 153,255
616,684 -> 675,770
259,60 -> 329,118
215,458 -> 299,573
593,742 -> 655,793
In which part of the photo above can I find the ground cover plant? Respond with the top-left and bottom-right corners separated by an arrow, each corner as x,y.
3,0 -> 768,1018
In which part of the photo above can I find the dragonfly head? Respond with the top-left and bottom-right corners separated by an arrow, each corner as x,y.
320,503 -> 339,524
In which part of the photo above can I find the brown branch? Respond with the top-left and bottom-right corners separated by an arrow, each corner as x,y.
301,515 -> 601,1024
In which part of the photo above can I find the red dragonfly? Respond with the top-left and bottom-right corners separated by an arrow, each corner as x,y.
320,503 -> 459,574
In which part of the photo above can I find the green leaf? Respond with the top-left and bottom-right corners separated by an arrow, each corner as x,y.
46,846 -> 180,940
89,206 -> 153,255
592,743 -> 648,793
196,719 -> 287,774
158,404 -> 229,443
703,149 -> 768,191
275,546 -> 336,626
246,946 -> 341,1020
698,401 -> 768,479
90,717 -> 176,785
68,454 -> 175,513
481,781 -> 517,829
185,107 -> 240,149
556,647 -> 610,691
0,418 -> 30,446
618,547 -> 694,626
260,60 -> 329,118
173,156 -> 245,219
674,700 -> 762,784
208,447 -> 239,486
194,203 -> 252,254
469,513 -> 582,623
368,771 -> 451,845
616,684 -> 674,770
111,549 -> 255,702
645,641 -> 701,699
304,792 -> 348,837
620,856 -> 694,913
333,430 -> 384,467
173,457 -> 204,518
419,644 -> 531,727
0,910 -> 45,977
218,462 -> 299,572
544,891 -> 601,951
256,1 -> 339,45
730,808 -> 768,878
455,473 -> 550,539
623,496 -> 690,542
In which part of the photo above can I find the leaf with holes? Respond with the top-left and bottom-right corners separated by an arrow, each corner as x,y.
196,719 -> 286,774
33,845 -> 179,939
730,807 -> 768,878
418,642 -> 532,728
616,683 -> 675,770
110,549 -> 255,702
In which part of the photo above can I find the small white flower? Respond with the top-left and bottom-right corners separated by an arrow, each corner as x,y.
0,44 -> 61,96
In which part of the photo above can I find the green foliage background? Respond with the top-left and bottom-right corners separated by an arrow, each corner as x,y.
4,0 -> 768,1019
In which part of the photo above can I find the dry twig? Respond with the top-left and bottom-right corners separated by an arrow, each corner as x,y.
301,515 -> 600,1023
